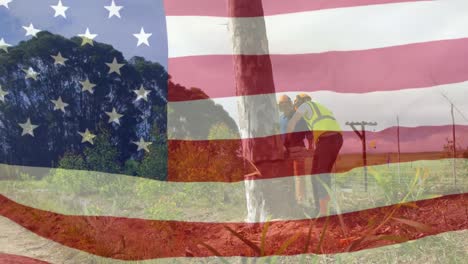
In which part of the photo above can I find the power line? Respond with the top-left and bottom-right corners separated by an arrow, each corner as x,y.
440,92 -> 468,122
439,91 -> 459,186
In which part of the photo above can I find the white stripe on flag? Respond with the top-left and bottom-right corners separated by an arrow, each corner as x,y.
167,0 -> 468,57
168,81 -> 468,140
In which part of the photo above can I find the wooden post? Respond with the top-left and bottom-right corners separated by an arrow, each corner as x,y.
346,121 -> 378,192
451,104 -> 457,185
439,92 -> 467,186
228,0 -> 285,222
361,124 -> 368,192
397,116 -> 401,184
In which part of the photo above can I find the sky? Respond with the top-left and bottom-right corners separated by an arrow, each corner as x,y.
0,0 -> 168,67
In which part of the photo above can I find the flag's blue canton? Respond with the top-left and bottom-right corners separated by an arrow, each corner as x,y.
0,0 -> 168,64
0,0 -> 168,180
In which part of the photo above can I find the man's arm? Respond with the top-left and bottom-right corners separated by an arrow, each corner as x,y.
286,111 -> 304,134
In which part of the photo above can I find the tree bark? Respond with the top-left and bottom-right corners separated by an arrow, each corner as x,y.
228,0 -> 286,222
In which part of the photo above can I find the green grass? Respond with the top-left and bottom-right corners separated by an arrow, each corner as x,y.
0,159 -> 466,263
0,159 -> 466,221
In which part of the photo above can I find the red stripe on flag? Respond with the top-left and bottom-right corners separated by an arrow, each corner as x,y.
168,125 -> 468,182
1,194 -> 466,260
168,38 -> 468,101
164,0 -> 428,17
0,253 -> 49,264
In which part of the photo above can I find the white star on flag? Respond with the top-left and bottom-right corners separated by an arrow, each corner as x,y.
51,97 -> 69,113
51,52 -> 68,65
104,0 -> 123,19
0,38 -> 11,53
106,57 -> 125,75
23,23 -> 41,38
51,0 -> 69,18
78,28 -> 97,46
0,0 -> 12,9
132,137 -> 152,153
80,78 -> 96,94
105,108 -> 124,125
133,27 -> 152,47
78,129 -> 96,144
23,67 -> 39,80
133,85 -> 151,102
19,118 -> 39,137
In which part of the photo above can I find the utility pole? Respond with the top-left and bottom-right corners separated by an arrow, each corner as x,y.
397,116 -> 401,184
439,92 -> 468,186
346,121 -> 378,192
450,103 -> 456,185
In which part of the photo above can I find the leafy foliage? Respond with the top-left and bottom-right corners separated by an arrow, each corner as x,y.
83,127 -> 121,174
0,31 -> 166,172
137,126 -> 168,180
0,31 -> 242,181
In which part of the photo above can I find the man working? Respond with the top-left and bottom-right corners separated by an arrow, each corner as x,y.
287,94 -> 343,215
278,95 -> 313,207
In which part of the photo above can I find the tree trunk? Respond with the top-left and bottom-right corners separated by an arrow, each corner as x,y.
228,0 -> 286,222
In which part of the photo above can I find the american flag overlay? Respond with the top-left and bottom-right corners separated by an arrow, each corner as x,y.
1,0 -> 468,263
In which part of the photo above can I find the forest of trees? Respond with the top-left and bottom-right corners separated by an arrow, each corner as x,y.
0,31 -> 241,181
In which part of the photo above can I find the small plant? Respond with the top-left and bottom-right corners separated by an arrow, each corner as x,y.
345,167 -> 434,252
199,218 -> 301,264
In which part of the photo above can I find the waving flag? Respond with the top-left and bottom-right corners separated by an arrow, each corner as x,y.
0,0 -> 467,263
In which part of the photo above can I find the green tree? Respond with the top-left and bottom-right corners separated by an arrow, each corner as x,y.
137,126 -> 168,181
83,127 -> 121,174
57,151 -> 86,170
0,31 -> 167,172
123,159 -> 140,176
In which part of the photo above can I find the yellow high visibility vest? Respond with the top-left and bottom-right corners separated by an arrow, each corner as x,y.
301,101 -> 342,142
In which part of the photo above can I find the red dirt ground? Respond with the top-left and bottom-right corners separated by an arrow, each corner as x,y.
1,193 -> 467,260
